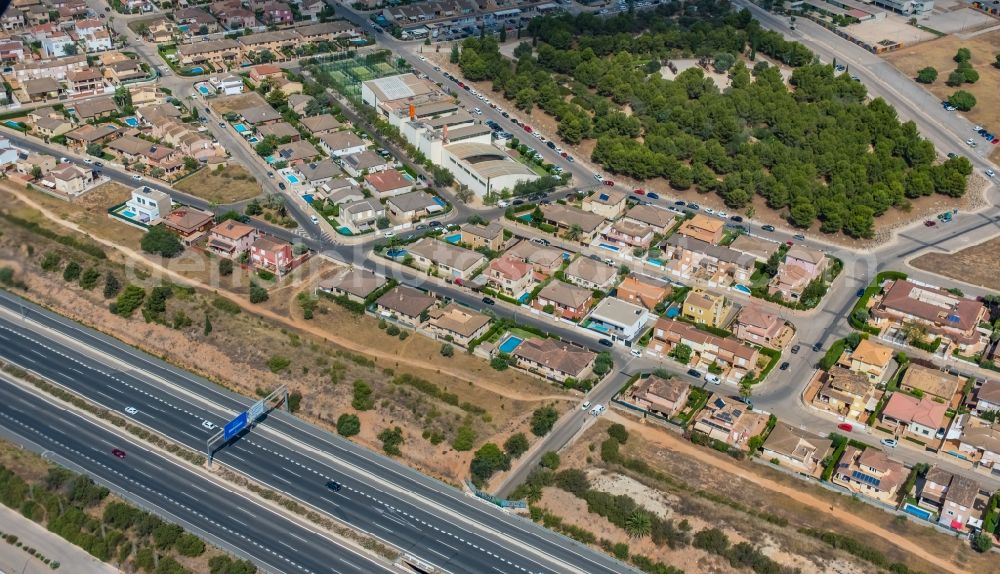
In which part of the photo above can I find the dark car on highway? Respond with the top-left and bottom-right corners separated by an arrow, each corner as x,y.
779,362 -> 790,371
481,297 -> 495,305
112,448 -> 126,459
687,369 -> 702,379
761,225 -> 776,232
326,480 -> 342,492
812,343 -> 822,352
598,338 -> 613,347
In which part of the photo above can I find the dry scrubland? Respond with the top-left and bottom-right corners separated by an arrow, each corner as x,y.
0,185 -> 570,484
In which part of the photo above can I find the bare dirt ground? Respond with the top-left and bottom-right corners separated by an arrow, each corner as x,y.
561,411 -> 993,574
909,233 -> 1000,288
884,30 -> 1000,163
174,164 -> 262,204
210,91 -> 269,115
429,49 -> 981,247
0,188 -> 570,484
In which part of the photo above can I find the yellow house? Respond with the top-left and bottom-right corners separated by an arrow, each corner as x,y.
848,339 -> 893,383
682,289 -> 728,328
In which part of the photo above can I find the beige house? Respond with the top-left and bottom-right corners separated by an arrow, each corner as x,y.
812,367 -> 879,422
582,189 -> 627,219
405,237 -> 486,281
532,280 -> 593,321
504,240 -> 565,276
563,257 -> 618,292
832,447 -> 906,503
899,364 -> 961,405
676,214 -> 724,244
375,285 -> 436,327
460,222 -> 504,251
427,303 -> 491,347
628,375 -> 690,418
869,279 -> 989,355
761,422 -> 832,475
511,338 -> 596,383
693,393 -> 769,450
682,289 -> 728,328
206,221 -> 258,259
317,268 -> 387,304
847,339 -> 893,383
616,274 -> 670,310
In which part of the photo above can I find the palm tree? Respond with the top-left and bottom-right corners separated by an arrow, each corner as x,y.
739,379 -> 753,400
901,320 -> 928,344
624,510 -> 652,539
565,224 -> 583,242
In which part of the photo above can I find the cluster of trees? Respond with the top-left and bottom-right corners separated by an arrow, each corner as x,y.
0,464 -> 235,574
140,225 -> 184,258
457,6 -> 969,238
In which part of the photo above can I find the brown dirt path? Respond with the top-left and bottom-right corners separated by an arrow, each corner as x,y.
4,185 -> 566,403
605,411 -> 962,574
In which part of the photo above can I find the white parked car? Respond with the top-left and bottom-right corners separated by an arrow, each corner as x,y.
630,348 -> 642,358
705,374 -> 721,385
497,200 -> 509,208
581,401 -> 591,411
973,125 -> 983,132
986,169 -> 995,178
590,404 -> 606,416
124,406 -> 138,415
383,230 -> 395,238
310,215 -> 319,224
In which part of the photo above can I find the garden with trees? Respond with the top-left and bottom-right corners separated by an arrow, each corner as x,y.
456,3 -> 970,238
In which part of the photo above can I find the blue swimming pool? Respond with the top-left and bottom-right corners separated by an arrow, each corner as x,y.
264,155 -> 276,164
123,116 -> 139,127
444,233 -> 462,244
197,85 -> 210,95
189,66 -> 204,74
3,120 -> 21,129
432,196 -> 446,207
386,248 -> 407,258
518,214 -> 533,222
285,174 -> 300,184
121,209 -> 137,218
666,307 -> 680,318
599,243 -> 620,252
518,293 -> 530,304
587,322 -> 610,334
247,136 -> 260,144
302,194 -> 314,203
647,258 -> 664,267
498,336 -> 523,354
178,24 -> 190,33
902,503 -> 932,521
733,284 -> 751,294
233,123 -> 250,134
338,226 -> 353,235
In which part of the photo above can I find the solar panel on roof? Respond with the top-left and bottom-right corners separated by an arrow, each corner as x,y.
599,193 -> 609,201
851,470 -> 881,487
372,76 -> 415,101
714,398 -> 726,409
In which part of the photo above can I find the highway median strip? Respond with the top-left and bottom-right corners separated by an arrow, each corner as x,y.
0,360 -> 401,564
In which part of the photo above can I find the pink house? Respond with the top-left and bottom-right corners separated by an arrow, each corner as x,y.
250,236 -> 294,275
261,1 -> 293,25
207,221 -> 258,259
486,256 -> 534,300
733,305 -> 785,348
770,245 -> 827,300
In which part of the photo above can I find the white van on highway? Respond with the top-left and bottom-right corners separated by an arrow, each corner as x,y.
589,404 -> 606,416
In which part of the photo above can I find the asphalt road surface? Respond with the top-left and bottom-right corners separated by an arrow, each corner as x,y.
0,373 -> 396,574
0,291 -> 634,574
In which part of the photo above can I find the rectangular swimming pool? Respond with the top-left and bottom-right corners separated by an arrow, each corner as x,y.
285,174 -> 300,184
498,336 -> 523,354
233,123 -> 250,134
197,85 -> 210,95
444,233 -> 462,244
902,503 -> 932,521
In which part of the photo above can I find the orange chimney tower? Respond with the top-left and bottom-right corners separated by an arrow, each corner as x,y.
409,103 -> 415,121
442,124 -> 448,143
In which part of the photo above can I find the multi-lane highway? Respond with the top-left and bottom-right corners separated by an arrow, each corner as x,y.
0,291 -> 634,574
0,373 -> 396,574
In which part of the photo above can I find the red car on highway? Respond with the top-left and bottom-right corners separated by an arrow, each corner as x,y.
111,448 -> 126,459
837,423 -> 853,432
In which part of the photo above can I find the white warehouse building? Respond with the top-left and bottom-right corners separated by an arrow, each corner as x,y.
442,142 -> 539,197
